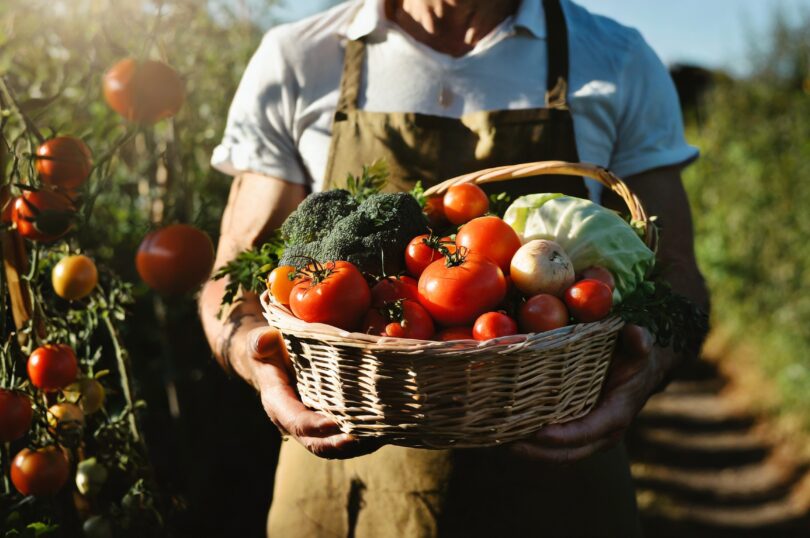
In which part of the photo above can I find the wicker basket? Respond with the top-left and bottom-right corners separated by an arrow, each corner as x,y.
262,161 -> 652,449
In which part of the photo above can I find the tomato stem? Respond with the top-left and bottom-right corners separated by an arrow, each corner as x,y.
443,245 -> 469,268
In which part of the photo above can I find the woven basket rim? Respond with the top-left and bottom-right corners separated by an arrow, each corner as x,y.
261,290 -> 624,353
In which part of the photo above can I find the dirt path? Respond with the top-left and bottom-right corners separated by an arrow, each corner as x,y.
626,359 -> 810,537
625,357 -> 810,537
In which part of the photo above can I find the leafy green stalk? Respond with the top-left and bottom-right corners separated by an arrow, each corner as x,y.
615,280 -> 709,353
212,230 -> 285,309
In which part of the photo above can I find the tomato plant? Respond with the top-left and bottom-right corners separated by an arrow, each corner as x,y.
371,275 -> 419,308
35,136 -> 93,191
518,294 -> 570,333
443,183 -> 489,225
564,279 -> 613,322
268,265 -> 297,305
136,224 -> 215,295
27,344 -> 78,391
52,254 -> 98,300
0,389 -> 33,442
418,250 -> 506,326
10,446 -> 70,497
456,216 -> 522,273
289,261 -> 371,331
11,189 -> 76,242
103,58 -> 185,124
405,234 -> 454,278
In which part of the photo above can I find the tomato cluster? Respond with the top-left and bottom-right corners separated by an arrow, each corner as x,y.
274,183 -> 617,342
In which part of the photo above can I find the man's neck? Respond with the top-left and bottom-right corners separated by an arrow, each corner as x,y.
387,0 -> 520,57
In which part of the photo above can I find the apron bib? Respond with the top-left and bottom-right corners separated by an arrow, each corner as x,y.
269,1 -> 640,536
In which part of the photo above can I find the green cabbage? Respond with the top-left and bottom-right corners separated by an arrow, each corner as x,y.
503,194 -> 655,301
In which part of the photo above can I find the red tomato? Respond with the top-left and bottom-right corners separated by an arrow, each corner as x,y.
435,326 -> 474,341
383,300 -> 435,340
564,279 -> 613,322
418,252 -> 506,326
405,234 -> 454,278
579,266 -> 616,292
136,224 -> 215,295
11,446 -> 70,497
423,196 -> 449,230
456,216 -> 522,274
27,344 -> 78,391
473,312 -> 518,341
371,275 -> 419,307
12,189 -> 76,242
0,389 -> 33,442
361,309 -> 388,335
35,136 -> 93,191
518,294 -> 570,333
290,261 -> 371,331
443,183 -> 489,225
103,58 -> 185,124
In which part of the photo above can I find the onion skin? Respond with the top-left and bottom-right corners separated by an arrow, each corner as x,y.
510,240 -> 575,297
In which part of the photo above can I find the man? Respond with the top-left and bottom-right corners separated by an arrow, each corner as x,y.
200,0 -> 709,535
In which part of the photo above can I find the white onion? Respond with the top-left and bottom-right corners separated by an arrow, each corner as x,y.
510,240 -> 575,297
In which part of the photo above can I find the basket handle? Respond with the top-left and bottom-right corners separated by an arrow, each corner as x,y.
423,160 -> 655,249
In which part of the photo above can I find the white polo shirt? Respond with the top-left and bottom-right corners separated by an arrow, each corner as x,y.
212,0 -> 697,192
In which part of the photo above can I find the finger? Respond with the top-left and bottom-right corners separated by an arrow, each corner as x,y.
298,435 -> 384,460
511,428 -> 623,464
529,395 -> 630,448
619,324 -> 653,359
261,383 -> 342,438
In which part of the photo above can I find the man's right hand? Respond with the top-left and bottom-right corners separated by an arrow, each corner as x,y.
245,326 -> 382,459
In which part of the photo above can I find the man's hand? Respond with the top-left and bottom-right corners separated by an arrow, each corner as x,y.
510,324 -> 663,463
246,326 -> 382,460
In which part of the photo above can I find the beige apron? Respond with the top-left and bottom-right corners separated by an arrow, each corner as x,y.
268,1 -> 641,536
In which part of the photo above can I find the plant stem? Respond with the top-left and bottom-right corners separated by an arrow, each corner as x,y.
101,313 -> 141,444
2,442 -> 10,494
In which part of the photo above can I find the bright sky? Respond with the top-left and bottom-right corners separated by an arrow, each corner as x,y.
271,0 -> 810,75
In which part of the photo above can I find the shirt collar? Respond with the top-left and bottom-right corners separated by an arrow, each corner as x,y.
343,0 -> 547,41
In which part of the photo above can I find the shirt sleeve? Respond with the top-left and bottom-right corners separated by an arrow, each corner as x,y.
210,31 -> 309,185
609,32 -> 699,178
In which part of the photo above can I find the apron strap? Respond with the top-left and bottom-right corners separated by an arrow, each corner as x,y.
543,0 -> 571,109
335,38 -> 365,116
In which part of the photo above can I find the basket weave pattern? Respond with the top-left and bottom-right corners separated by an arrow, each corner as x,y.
264,161 -> 652,449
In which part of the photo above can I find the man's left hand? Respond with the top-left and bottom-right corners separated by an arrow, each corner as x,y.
510,324 -> 664,463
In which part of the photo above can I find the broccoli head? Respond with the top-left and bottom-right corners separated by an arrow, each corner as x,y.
280,189 -> 358,245
278,191 -> 428,275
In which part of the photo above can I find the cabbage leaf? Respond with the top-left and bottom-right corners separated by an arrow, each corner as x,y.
503,194 -> 655,301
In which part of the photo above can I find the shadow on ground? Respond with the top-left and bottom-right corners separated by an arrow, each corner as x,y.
627,360 -> 810,538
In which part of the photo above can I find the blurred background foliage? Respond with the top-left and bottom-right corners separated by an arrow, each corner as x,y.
683,11 -> 810,427
1,0 -> 809,535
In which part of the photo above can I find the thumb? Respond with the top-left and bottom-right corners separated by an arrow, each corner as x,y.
619,324 -> 653,360
247,326 -> 288,363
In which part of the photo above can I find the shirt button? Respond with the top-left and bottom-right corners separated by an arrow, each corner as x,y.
439,85 -> 454,108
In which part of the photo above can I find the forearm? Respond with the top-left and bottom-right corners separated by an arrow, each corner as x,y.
199,277 -> 265,386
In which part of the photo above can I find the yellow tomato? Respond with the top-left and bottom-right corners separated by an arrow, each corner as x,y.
52,255 -> 98,300
268,265 -> 297,305
63,378 -> 106,415
47,402 -> 85,434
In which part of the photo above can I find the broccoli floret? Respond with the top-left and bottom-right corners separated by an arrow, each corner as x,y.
318,192 -> 428,275
280,189 -> 358,245
278,190 -> 428,274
